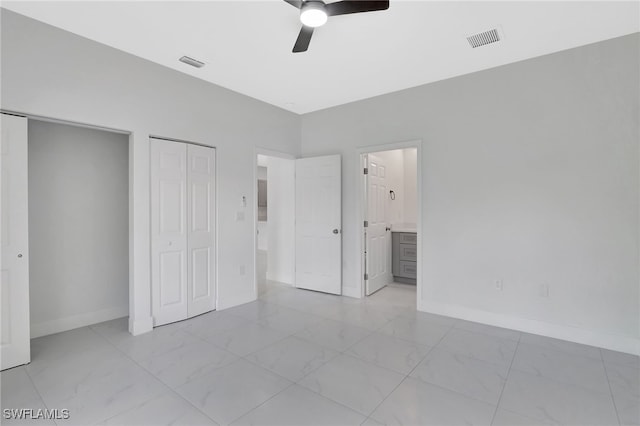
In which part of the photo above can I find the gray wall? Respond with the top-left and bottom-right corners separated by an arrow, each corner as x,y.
28,120 -> 129,337
302,34 -> 639,350
1,9 -> 300,333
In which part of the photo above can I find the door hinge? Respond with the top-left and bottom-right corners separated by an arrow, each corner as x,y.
364,273 -> 369,281
363,168 -> 368,175
364,221 -> 368,228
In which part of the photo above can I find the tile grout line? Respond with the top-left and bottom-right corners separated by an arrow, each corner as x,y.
245,291 -> 422,422
296,327 -> 519,421
165,311 -> 335,423
87,325 -> 220,426
224,381 -> 298,425
488,327 -> 521,425
103,302 -> 347,424
230,305 -> 376,422
22,365 -> 59,426
359,319 -> 454,422
165,304 -> 353,423
600,348 -> 623,426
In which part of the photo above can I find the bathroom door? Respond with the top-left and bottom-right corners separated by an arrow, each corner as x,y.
365,153 -> 391,295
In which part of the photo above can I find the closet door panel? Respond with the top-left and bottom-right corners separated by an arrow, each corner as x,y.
151,139 -> 188,326
187,144 -> 216,317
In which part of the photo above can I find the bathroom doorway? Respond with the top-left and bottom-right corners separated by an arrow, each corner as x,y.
360,144 -> 419,299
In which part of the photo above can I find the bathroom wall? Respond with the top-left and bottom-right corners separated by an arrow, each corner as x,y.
372,148 -> 417,228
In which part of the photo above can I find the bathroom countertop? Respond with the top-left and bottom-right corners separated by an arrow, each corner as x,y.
391,225 -> 417,233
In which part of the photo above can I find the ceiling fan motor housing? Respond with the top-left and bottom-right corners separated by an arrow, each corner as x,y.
300,1 -> 328,27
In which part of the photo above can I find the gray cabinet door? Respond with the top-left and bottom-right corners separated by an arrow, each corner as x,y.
392,232 -> 416,283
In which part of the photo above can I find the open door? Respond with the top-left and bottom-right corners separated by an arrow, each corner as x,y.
295,155 -> 341,295
365,153 -> 391,295
1,113 -> 31,370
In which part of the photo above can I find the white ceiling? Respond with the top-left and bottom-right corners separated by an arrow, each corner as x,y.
3,1 -> 639,114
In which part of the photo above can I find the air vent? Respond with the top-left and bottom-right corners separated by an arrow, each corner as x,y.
467,28 -> 501,48
179,56 -> 205,68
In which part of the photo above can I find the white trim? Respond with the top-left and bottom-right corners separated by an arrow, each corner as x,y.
252,148 -> 297,300
31,307 -> 129,338
1,109 -> 129,135
356,140 -> 422,309
129,131 -> 152,337
129,316 -> 154,336
419,299 -> 640,356
342,286 -> 360,298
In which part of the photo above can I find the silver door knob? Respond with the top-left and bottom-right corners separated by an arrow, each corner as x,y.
333,229 -> 339,234
17,254 -> 23,258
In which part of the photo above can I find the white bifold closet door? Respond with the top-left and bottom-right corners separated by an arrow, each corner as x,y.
150,138 -> 216,327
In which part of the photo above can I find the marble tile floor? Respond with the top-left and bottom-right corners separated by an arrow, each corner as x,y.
2,283 -> 638,425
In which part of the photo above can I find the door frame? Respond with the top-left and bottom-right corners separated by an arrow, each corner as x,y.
252,147 -> 296,299
356,140 -> 423,306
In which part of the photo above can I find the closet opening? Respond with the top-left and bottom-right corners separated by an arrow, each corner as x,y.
28,119 -> 130,338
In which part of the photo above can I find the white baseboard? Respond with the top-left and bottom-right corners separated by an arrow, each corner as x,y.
129,316 -> 153,336
218,295 -> 254,311
419,300 -> 640,356
31,306 -> 129,338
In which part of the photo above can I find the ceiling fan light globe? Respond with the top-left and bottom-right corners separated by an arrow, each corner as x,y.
300,4 -> 327,27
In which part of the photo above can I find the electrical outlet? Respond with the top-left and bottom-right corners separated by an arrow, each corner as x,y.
495,280 -> 503,291
239,265 -> 246,276
539,284 -> 550,298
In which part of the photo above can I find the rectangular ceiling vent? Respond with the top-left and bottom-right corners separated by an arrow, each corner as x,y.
467,28 -> 501,48
179,56 -> 205,68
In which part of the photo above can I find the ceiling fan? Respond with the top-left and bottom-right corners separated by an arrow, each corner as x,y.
284,0 -> 389,53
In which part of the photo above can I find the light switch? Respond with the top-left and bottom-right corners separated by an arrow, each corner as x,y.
236,211 -> 245,221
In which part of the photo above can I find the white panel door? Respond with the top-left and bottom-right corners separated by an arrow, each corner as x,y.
186,144 -> 216,317
295,155 -> 341,295
150,138 -> 188,326
1,113 -> 30,370
365,154 -> 391,295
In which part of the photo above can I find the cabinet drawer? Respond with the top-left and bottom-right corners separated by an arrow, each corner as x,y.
399,244 -> 417,261
399,233 -> 417,244
399,261 -> 417,279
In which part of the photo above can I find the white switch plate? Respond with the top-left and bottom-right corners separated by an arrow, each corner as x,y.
539,284 -> 550,298
236,211 -> 245,221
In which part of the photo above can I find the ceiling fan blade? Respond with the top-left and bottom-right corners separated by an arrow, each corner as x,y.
326,0 -> 389,16
293,26 -> 314,53
283,0 -> 303,9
